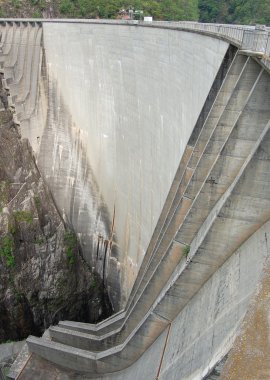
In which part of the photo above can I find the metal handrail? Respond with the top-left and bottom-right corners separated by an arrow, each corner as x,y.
0,18 -> 269,51
1,19 -> 270,76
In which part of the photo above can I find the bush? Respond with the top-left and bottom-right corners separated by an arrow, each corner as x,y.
13,210 -> 33,224
33,10 -> 42,18
64,230 -> 77,265
0,235 -> 15,268
59,0 -> 75,14
34,196 -> 41,209
182,245 -> 190,258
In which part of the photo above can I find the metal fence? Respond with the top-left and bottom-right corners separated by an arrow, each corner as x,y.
150,21 -> 270,52
0,18 -> 270,69
150,21 -> 245,46
147,21 -> 270,71
91,19 -> 270,61
79,19 -> 270,62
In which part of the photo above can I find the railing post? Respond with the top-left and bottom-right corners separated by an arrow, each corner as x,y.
266,35 -> 270,57
242,26 -> 268,54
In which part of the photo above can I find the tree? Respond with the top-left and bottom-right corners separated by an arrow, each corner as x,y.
199,0 -> 270,25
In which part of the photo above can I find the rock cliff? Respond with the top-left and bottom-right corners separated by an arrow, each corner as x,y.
0,79 -> 111,343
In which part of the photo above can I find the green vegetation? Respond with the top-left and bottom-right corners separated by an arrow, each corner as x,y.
8,221 -> 16,235
57,0 -> 199,20
11,0 -> 21,9
0,8 -> 6,17
0,0 -> 199,20
33,9 -> 42,18
34,196 -> 41,209
0,235 -> 15,268
1,0 -> 270,23
13,210 -> 33,224
34,237 -> 45,245
59,0 -> 75,15
63,230 -> 77,265
90,276 -> 97,288
182,245 -> 190,258
199,0 -> 270,25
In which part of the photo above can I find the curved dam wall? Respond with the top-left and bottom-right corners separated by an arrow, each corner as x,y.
27,23 -> 229,308
4,21 -> 270,380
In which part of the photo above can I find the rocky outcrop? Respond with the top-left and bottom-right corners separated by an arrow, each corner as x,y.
0,81 -> 112,343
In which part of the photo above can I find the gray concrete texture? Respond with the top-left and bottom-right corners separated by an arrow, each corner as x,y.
36,23 -> 228,308
25,49 -> 270,378
1,20 -> 270,379
0,340 -> 25,365
24,218 -> 270,379
32,48 -> 244,356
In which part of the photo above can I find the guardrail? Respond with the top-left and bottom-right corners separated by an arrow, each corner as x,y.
150,20 -> 246,46
0,18 -> 270,57
148,21 -> 270,68
0,19 -> 269,98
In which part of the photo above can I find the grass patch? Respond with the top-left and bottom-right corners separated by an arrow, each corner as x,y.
34,196 -> 41,209
33,10 -> 42,17
11,0 -> 21,9
34,237 -> 45,245
64,230 -> 77,265
59,0 -> 75,14
0,235 -> 15,268
13,210 -> 33,224
182,245 -> 190,258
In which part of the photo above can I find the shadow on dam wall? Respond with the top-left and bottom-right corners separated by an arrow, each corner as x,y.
37,75 -> 121,310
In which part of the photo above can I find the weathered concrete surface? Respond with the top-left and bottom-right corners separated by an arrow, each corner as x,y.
33,23 -> 229,308
0,341 -> 25,365
2,20 -> 270,380
24,50 -> 270,373
26,80 -> 270,360
0,340 -> 25,377
18,217 -> 270,379
204,356 -> 228,380
220,257 -> 270,380
158,219 -> 270,380
18,331 -> 167,380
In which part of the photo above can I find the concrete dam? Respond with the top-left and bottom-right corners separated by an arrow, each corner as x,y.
1,19 -> 270,379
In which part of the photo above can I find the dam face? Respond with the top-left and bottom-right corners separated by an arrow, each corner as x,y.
2,20 -> 270,379
28,22 -> 228,308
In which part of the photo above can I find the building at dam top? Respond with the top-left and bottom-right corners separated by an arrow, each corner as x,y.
1,19 -> 270,379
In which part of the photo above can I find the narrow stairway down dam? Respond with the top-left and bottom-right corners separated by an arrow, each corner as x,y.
1,19 -> 270,380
